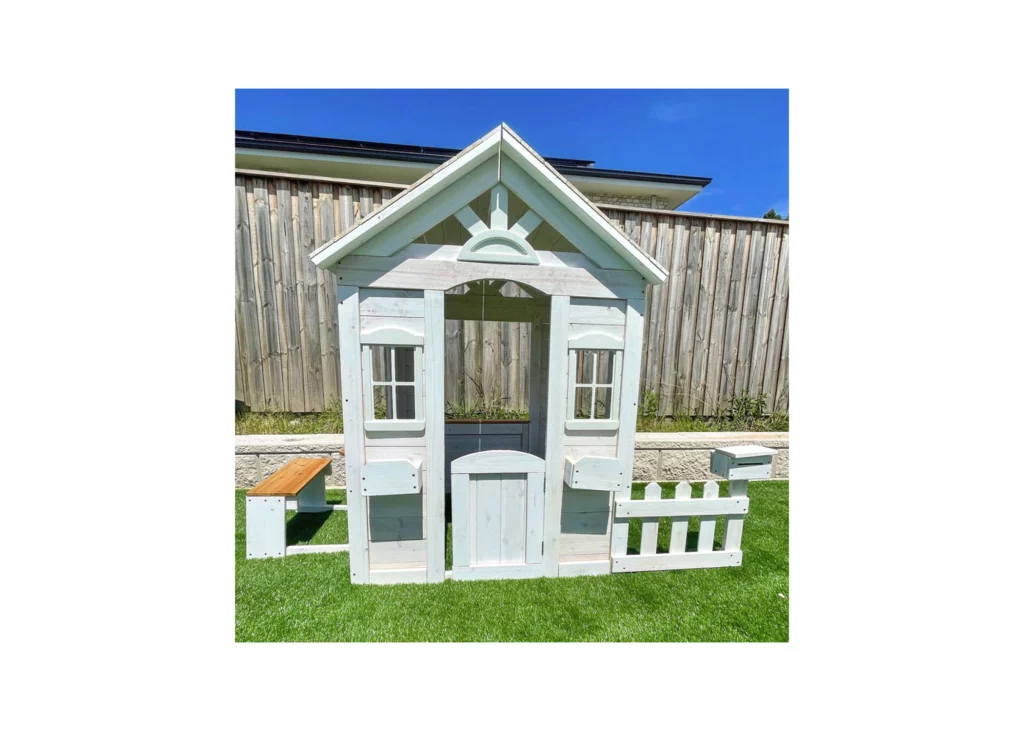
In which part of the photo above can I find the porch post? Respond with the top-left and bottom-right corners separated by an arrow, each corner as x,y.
423,289 -> 446,583
541,295 -> 570,577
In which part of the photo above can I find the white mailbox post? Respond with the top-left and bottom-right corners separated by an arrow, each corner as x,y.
709,445 -> 778,552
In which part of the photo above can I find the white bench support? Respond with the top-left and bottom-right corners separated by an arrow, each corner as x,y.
296,474 -> 329,513
246,470 -> 334,560
246,496 -> 286,559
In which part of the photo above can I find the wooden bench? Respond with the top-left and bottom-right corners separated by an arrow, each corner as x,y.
245,457 -> 332,559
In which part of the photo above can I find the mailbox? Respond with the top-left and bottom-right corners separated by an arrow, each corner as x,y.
709,445 -> 777,481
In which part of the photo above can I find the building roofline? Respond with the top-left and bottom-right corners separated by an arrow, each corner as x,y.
235,129 -> 711,189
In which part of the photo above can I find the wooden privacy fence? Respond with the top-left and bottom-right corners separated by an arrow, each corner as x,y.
235,171 -> 789,416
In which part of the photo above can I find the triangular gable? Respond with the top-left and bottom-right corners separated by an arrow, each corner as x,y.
310,124 -> 669,284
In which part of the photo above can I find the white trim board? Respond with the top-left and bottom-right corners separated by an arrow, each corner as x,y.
310,124 -> 668,284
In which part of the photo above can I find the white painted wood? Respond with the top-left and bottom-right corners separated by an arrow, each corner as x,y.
612,551 -> 742,573
528,314 -> 544,456
669,482 -> 691,554
367,568 -> 429,585
563,455 -> 627,492
612,495 -> 748,518
562,431 -> 620,447
456,229 -> 541,265
423,289 -> 446,583
558,559 -> 611,577
365,445 -> 428,462
499,126 -> 668,282
615,298 -> 646,489
452,563 -> 545,581
722,479 -> 749,552
361,459 -> 422,496
610,515 -> 629,559
359,314 -> 426,335
710,445 -> 778,480
333,246 -> 647,300
312,133 -> 501,266
473,473 -> 502,565
566,330 -> 625,350
714,444 -> 779,459
542,295 -> 570,577
569,298 -> 626,325
500,155 -> 634,272
559,532 -> 612,557
359,327 -> 423,345
510,209 -> 542,238
525,472 -> 544,564
286,501 -> 347,512
286,543 -> 349,555
454,205 -> 488,236
369,514 -> 425,542
450,449 -> 545,474
565,419 -> 620,432
698,482 -> 719,552
368,539 -> 427,566
338,286 -> 369,583
500,474 -> 527,563
490,183 -> 509,230
246,496 -> 285,559
452,473 -> 471,568
358,289 -> 424,317
363,420 -> 425,433
365,493 -> 423,519
296,473 -> 328,513
639,483 -> 661,556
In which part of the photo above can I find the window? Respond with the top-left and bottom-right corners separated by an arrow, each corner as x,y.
361,339 -> 424,432
566,347 -> 621,430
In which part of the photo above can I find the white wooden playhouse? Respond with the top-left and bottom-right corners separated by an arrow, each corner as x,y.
249,124 -> 774,584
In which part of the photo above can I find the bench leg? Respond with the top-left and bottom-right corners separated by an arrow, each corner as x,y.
246,496 -> 286,559
296,474 -> 329,513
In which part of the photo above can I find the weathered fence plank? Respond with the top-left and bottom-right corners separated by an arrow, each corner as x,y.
735,223 -> 766,399
296,181 -> 324,412
749,225 -> 781,399
763,228 -> 789,411
703,220 -> 735,415
720,222 -> 750,403
252,178 -> 285,411
234,172 -> 789,416
689,220 -> 718,414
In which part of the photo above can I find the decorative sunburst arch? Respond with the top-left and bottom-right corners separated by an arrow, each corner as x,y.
454,184 -> 541,265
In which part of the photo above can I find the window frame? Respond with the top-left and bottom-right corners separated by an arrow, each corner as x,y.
565,332 -> 623,431
360,328 -> 425,433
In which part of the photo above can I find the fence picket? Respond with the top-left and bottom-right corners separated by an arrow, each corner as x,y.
697,481 -> 719,552
640,482 -> 661,555
669,481 -> 691,554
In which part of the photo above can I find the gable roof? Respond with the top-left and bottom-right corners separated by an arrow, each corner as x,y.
310,124 -> 670,284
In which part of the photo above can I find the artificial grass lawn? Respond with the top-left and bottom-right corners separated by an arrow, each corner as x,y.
235,481 -> 788,642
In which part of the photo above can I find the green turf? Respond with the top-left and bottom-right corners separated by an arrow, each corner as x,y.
235,481 -> 788,642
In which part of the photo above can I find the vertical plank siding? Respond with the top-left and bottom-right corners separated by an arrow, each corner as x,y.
234,172 -> 789,416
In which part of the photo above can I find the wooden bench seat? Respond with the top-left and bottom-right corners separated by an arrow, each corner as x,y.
245,457 -> 334,559
247,457 -> 332,497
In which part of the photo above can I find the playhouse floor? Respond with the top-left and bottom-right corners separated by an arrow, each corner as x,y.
234,481 -> 789,642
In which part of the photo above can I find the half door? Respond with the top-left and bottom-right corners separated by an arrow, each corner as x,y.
450,450 -> 545,581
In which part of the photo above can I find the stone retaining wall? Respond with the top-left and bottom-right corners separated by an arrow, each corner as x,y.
235,432 -> 788,487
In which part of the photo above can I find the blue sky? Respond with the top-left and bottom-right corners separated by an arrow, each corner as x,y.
236,89 -> 788,218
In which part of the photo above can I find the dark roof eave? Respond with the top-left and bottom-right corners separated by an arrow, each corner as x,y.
235,129 -> 711,189
235,130 -> 594,169
563,167 -> 711,188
